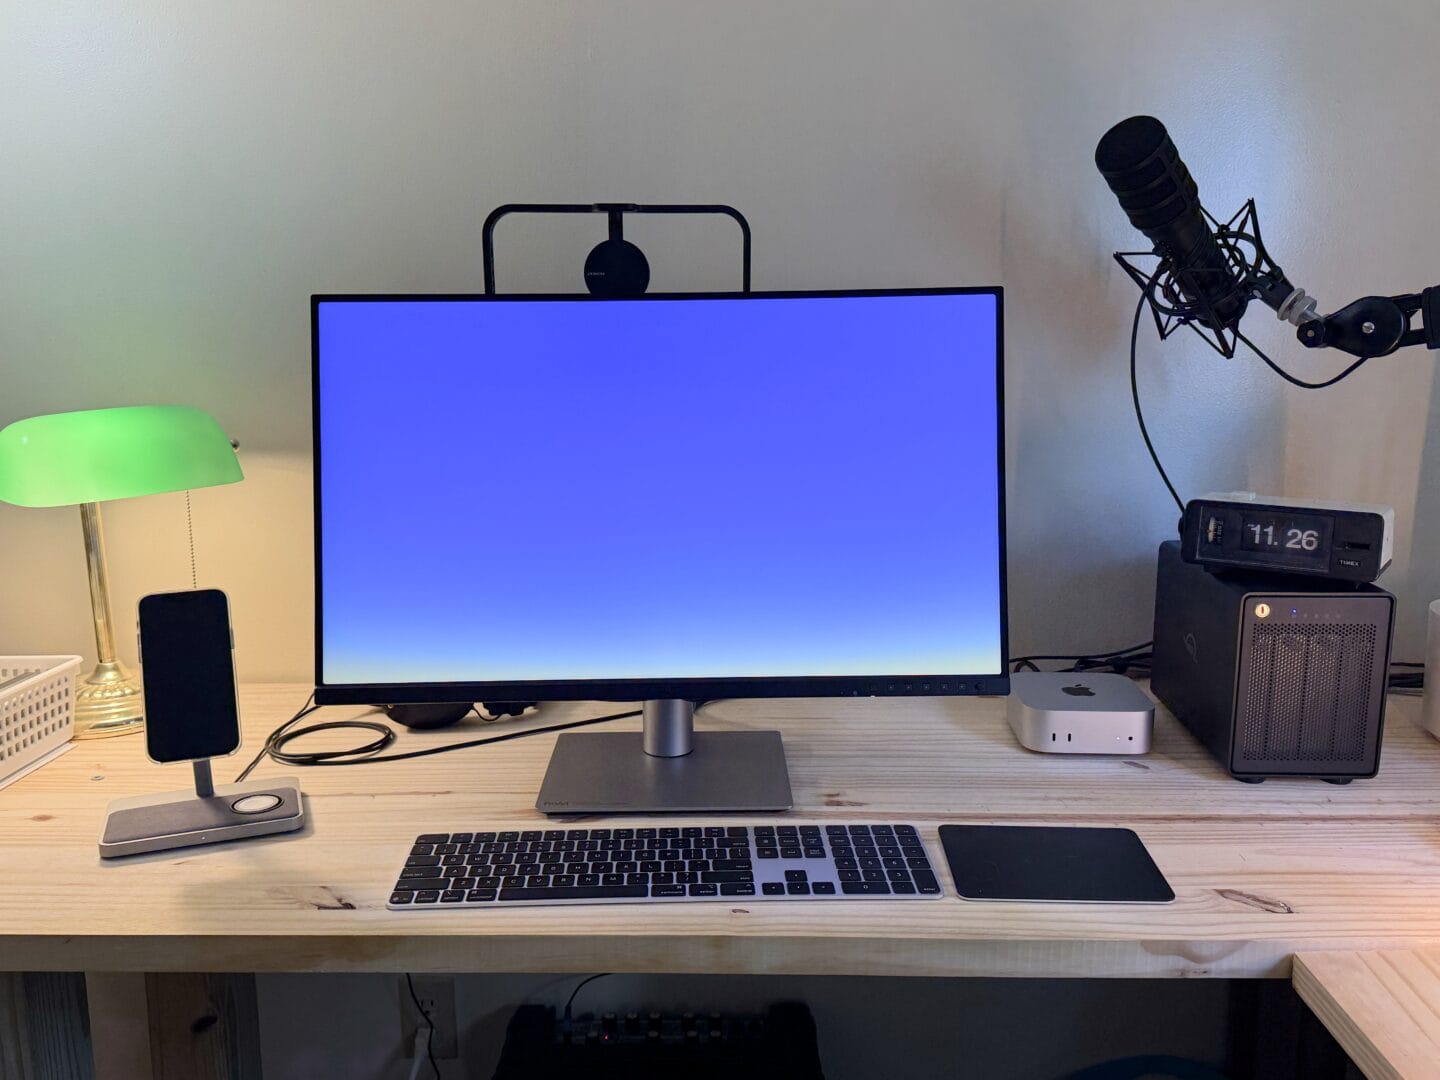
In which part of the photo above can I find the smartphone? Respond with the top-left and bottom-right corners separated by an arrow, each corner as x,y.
138,589 -> 242,764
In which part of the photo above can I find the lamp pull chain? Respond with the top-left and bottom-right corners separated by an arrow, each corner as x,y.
185,490 -> 197,590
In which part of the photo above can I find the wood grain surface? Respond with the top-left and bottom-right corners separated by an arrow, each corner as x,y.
4,685 -> 1440,978
1294,950 -> 1440,1079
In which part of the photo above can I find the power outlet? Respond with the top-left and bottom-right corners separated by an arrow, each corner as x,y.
400,975 -> 458,1060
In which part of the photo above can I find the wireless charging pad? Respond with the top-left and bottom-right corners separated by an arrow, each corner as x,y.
99,776 -> 305,858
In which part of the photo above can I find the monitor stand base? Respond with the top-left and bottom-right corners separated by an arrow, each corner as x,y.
536,727 -> 793,815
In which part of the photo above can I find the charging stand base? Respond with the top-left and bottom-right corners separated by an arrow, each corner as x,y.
537,718 -> 793,815
99,774 -> 305,858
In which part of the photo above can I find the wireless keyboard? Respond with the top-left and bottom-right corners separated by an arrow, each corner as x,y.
388,823 -> 944,908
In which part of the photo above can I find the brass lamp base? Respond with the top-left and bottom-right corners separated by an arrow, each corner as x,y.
74,659 -> 145,739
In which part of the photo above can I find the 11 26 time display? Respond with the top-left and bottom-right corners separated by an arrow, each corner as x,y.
1237,512 -> 1330,562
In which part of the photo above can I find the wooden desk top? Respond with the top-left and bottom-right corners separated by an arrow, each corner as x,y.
4,685 -> 1440,977
1294,950 -> 1440,1080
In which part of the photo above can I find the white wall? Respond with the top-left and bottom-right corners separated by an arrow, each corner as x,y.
2,1 -> 1437,678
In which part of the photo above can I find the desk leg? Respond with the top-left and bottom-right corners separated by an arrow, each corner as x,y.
86,973 -> 152,1080
86,973 -> 261,1080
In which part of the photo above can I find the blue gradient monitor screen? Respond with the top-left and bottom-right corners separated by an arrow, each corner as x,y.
313,290 -> 1006,698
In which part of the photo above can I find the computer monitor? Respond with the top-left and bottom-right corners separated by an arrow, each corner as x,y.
312,288 -> 1007,813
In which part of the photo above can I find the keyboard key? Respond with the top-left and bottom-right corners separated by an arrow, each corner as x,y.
895,824 -> 918,835
565,829 -> 588,840
912,869 -> 941,895
838,869 -> 861,882
417,834 -> 449,844
688,860 -> 711,872
390,891 -> 414,904
552,874 -> 575,887
860,857 -> 882,870
908,857 -> 932,869
521,831 -> 542,842
880,847 -> 902,859
602,873 -> 624,885
804,848 -> 825,859
677,871 -> 699,884
589,829 -> 611,840
651,884 -> 686,897
784,869 -> 808,882
500,885 -> 648,901
780,848 -> 802,859
660,827 -> 680,839
415,890 -> 441,904
757,849 -> 779,859
474,832 -> 497,843
542,830 -> 564,841
777,826 -> 798,837
442,854 -> 466,867
410,844 -> 435,857
762,882 -> 785,895
401,867 -> 437,880
637,828 -> 657,840
701,871 -> 754,884
497,831 -> 519,841
466,889 -> 498,902
841,881 -> 890,895
826,825 -> 847,834
406,855 -> 441,868
451,832 -> 474,843
863,870 -> 886,882
641,861 -> 662,873
501,876 -> 525,888
727,826 -> 749,837
527,875 -> 550,888
887,868 -> 910,882
891,881 -> 917,894
786,881 -> 811,895
721,883 -> 756,896
682,827 -> 701,837
613,828 -> 634,840
627,873 -> 650,885
689,884 -> 719,897
704,827 -> 725,837
578,874 -> 600,887
884,857 -> 906,869
754,825 -> 776,835
440,889 -> 465,903
812,881 -> 836,895
651,872 -> 674,885
833,857 -> 857,870
710,859 -> 751,871
399,878 -> 449,892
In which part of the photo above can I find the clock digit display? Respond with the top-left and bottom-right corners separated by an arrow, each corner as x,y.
1237,512 -> 1331,564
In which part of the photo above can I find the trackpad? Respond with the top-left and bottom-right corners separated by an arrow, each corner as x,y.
939,824 -> 1174,903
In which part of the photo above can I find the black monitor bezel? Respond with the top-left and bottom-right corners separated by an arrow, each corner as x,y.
311,287 -> 1009,705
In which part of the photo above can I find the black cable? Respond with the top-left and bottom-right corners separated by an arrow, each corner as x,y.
233,693 -> 319,782
1010,641 -> 1152,671
562,972 -> 613,1027
235,696 -> 642,782
1236,328 -> 1372,390
1129,287 -> 1186,514
404,973 -> 440,1080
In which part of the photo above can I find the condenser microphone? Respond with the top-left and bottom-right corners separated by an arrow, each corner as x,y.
1095,115 -> 1250,333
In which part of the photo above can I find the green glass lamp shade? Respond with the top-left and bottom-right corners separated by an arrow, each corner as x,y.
0,405 -> 243,507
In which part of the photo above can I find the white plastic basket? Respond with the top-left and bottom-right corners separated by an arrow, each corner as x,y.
0,655 -> 83,786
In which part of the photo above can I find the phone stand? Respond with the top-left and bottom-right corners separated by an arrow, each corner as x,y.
99,760 -> 305,858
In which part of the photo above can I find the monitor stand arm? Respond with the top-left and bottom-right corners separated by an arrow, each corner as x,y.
535,699 -> 794,815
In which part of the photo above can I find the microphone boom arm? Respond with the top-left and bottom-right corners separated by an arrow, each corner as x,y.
1297,286 -> 1440,358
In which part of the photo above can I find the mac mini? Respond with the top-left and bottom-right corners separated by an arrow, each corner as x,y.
1007,672 -> 1155,754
